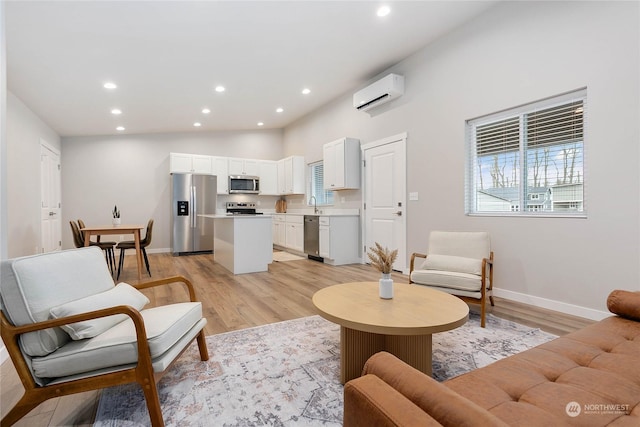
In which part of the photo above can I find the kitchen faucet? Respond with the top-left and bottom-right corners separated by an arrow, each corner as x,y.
309,195 -> 318,214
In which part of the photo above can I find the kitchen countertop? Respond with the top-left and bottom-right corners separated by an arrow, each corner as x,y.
199,214 -> 273,219
271,213 -> 359,217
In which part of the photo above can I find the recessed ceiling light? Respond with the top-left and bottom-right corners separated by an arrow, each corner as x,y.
215,86 -> 225,93
302,88 -> 311,95
116,126 -> 125,131
257,122 -> 264,126
377,6 -> 391,17
194,122 -> 202,127
202,108 -> 211,114
103,82 -> 117,89
111,108 -> 122,115
276,107 -> 284,113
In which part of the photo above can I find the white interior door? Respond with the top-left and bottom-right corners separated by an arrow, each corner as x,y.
363,133 -> 407,272
40,142 -> 61,253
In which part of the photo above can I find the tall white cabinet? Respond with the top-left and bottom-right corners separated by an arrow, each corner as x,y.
277,156 -> 305,195
323,137 -> 360,190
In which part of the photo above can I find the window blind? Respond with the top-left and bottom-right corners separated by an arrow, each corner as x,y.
466,89 -> 586,217
308,161 -> 333,206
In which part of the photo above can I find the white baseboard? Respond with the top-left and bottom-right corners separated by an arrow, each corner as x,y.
146,247 -> 171,254
493,288 -> 610,321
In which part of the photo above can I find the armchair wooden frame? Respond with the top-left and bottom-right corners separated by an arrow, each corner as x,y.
1,276 -> 209,427
410,252 -> 495,327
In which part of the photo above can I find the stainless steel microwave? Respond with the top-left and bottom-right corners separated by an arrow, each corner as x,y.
228,175 -> 260,194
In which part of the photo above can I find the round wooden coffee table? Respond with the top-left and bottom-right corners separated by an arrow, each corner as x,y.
312,281 -> 469,384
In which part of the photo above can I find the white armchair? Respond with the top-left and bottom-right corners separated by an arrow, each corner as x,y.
0,247 -> 209,426
409,231 -> 494,327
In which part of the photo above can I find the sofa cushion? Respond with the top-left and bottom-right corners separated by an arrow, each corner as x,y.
49,283 -> 150,340
607,290 -> 640,321
410,269 -> 482,292
0,247 -> 115,356
420,254 -> 482,276
428,231 -> 490,260
31,302 -> 203,378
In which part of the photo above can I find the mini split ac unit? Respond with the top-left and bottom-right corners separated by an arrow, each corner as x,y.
353,73 -> 405,112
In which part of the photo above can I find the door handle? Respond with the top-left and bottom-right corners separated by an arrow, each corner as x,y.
49,211 -> 56,216
393,211 -> 402,216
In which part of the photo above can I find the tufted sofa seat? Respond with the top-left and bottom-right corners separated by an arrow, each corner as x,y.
344,290 -> 640,426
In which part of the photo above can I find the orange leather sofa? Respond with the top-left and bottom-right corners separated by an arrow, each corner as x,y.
344,290 -> 640,427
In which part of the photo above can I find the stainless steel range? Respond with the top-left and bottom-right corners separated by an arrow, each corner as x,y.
225,202 -> 262,215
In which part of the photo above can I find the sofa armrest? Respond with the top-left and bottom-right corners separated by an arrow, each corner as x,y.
409,253 -> 427,279
344,374 -> 443,427
607,290 -> 640,321
362,352 -> 508,427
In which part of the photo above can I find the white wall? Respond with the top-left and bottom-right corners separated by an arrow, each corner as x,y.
61,129 -> 284,251
283,1 -> 640,318
6,92 -> 61,257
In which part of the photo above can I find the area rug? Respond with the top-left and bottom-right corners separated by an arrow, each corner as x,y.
272,251 -> 306,262
94,313 -> 556,427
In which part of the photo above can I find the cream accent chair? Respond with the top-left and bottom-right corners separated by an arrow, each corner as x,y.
409,231 -> 494,327
0,247 -> 209,427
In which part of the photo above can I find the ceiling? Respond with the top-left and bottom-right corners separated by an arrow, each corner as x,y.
6,1 -> 497,137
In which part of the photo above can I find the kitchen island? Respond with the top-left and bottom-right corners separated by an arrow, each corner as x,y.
200,214 -> 273,274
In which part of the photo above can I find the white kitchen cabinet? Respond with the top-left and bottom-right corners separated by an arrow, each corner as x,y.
284,215 -> 304,253
228,158 -> 259,176
211,156 -> 229,194
319,217 -> 331,258
317,215 -> 360,265
170,153 -> 213,174
259,160 -> 279,195
272,214 -> 286,247
323,137 -> 360,190
277,155 -> 305,195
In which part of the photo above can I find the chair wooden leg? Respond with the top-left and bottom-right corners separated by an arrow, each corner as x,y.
196,330 -> 209,361
140,380 -> 164,427
489,295 -> 495,306
1,391 -> 45,427
480,298 -> 487,328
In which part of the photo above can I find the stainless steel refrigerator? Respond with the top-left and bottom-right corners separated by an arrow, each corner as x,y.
171,173 -> 217,255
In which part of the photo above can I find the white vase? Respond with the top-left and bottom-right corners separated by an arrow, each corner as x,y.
379,273 -> 393,299
112,218 -> 121,226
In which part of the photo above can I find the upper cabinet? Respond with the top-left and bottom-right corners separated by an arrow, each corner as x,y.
323,137 -> 361,190
170,153 -> 212,174
258,160 -> 279,195
228,158 -> 259,176
277,156 -> 305,195
170,153 -> 305,196
211,156 -> 229,194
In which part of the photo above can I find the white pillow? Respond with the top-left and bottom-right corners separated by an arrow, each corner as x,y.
421,254 -> 482,276
49,283 -> 150,340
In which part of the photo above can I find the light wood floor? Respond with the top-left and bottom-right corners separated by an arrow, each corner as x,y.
1,252 -> 595,426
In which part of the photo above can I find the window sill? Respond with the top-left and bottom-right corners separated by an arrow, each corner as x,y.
467,212 -> 587,219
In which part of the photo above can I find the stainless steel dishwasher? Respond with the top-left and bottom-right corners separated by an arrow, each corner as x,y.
304,215 -> 320,257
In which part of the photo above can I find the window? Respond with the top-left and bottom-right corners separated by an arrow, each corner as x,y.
308,161 -> 334,206
466,89 -> 586,217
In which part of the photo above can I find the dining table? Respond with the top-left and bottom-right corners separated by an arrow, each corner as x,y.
81,224 -> 145,280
